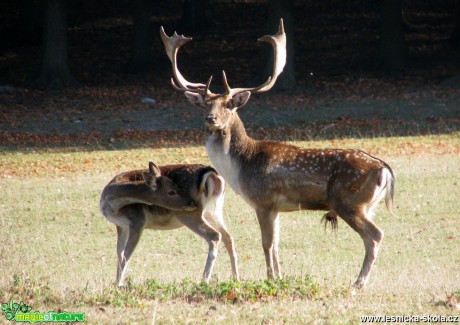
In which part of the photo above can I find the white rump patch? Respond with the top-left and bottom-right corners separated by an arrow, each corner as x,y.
365,168 -> 391,219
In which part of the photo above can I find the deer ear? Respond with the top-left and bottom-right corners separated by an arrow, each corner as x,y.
184,91 -> 206,108
231,91 -> 251,110
148,161 -> 161,178
142,171 -> 157,190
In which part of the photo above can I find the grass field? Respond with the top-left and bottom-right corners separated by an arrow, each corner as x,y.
1,134 -> 459,324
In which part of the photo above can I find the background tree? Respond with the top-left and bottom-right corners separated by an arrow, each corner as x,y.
29,0 -> 78,89
127,0 -> 154,72
378,0 -> 408,72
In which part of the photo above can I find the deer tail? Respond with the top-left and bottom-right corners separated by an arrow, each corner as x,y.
367,152 -> 396,217
197,169 -> 226,221
382,167 -> 395,216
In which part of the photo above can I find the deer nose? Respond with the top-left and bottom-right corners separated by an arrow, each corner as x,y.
205,113 -> 216,124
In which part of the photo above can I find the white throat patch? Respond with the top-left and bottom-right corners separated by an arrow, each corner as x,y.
205,133 -> 242,195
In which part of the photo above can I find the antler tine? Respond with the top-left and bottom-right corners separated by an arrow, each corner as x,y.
224,19 -> 286,96
170,78 -> 205,92
160,26 -> 206,92
205,75 -> 214,96
170,78 -> 187,91
222,71 -> 232,95
221,70 -> 271,97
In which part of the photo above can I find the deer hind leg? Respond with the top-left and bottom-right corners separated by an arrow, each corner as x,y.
116,226 -> 128,286
337,208 -> 384,288
116,225 -> 143,287
178,214 -> 221,283
204,213 -> 239,280
256,209 -> 281,279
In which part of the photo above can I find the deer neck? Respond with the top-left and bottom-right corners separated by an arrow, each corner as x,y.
205,112 -> 255,195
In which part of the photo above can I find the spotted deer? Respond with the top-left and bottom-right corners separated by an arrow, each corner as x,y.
100,161 -> 239,286
160,19 -> 395,288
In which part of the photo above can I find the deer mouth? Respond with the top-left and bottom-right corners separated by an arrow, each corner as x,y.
185,200 -> 198,211
205,121 -> 223,131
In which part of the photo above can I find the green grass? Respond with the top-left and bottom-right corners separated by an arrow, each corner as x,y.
1,135 -> 459,323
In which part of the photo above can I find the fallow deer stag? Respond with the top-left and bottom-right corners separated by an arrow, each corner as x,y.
100,161 -> 239,286
160,19 -> 395,288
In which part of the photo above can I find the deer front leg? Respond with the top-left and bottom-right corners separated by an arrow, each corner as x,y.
256,209 -> 281,279
272,214 -> 282,278
178,214 -> 221,283
116,226 -> 143,287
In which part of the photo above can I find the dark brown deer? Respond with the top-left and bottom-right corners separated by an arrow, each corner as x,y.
160,20 -> 395,288
100,161 -> 239,286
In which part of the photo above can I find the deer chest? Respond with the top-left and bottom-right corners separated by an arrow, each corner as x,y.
205,135 -> 242,196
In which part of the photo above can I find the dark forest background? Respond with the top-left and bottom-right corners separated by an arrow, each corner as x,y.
1,0 -> 459,91
0,0 -> 459,149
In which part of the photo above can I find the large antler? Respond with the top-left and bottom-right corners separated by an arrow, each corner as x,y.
160,27 -> 206,92
223,19 -> 287,96
160,19 -> 286,96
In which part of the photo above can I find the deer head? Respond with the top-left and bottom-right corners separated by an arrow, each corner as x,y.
142,161 -> 197,211
160,19 -> 287,132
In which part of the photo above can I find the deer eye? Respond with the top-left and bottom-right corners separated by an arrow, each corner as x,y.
167,190 -> 177,196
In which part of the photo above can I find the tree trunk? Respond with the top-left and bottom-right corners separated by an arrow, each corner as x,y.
30,0 -> 77,89
180,0 -> 209,34
377,0 -> 407,72
261,0 -> 296,90
127,0 -> 154,73
450,0 -> 460,48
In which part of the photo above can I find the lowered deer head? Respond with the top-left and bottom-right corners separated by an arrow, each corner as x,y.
102,161 -> 196,214
161,20 -> 395,288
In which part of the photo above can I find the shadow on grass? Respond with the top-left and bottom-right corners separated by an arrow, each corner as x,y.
0,118 -> 458,154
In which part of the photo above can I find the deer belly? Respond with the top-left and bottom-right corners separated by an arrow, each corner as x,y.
143,208 -> 184,230
276,195 -> 330,212
275,182 -> 329,211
